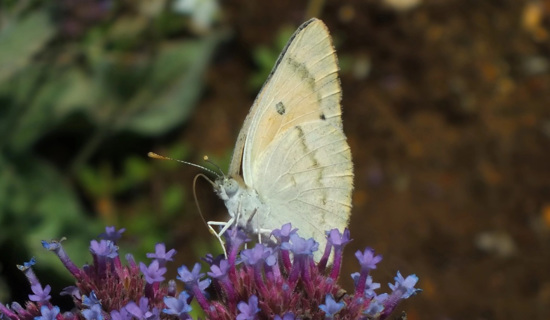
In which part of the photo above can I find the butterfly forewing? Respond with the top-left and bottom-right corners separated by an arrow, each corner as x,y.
224,18 -> 353,260
242,19 -> 344,183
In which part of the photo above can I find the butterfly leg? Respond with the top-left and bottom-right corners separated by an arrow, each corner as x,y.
234,202 -> 252,250
207,218 -> 233,258
207,200 -> 245,257
245,209 -> 272,244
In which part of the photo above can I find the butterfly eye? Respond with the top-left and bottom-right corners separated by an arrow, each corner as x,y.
223,178 -> 240,198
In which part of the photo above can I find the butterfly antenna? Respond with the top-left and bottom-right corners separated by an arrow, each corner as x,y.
148,152 -> 219,177
203,155 -> 225,177
193,173 -> 230,257
149,153 -> 225,242
192,173 -> 216,231
149,152 -> 228,254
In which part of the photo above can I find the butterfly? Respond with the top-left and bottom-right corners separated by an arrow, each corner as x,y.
208,18 -> 354,261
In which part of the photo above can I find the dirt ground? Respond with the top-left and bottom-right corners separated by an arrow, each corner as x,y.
175,1 -> 550,319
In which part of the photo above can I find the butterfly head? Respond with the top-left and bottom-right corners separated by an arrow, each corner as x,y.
214,175 -> 244,201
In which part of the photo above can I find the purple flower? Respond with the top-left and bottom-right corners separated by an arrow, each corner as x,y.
98,226 -> 125,242
34,306 -> 59,320
82,304 -> 103,320
28,284 -> 51,303
389,272 -> 420,299
60,286 -> 81,299
274,313 -> 295,320
326,228 -> 351,249
21,258 -> 36,269
82,291 -> 100,307
177,263 -> 202,284
319,294 -> 344,318
364,293 -> 387,316
17,258 -> 41,289
351,273 -> 380,298
207,259 -> 230,279
271,224 -> 297,270
241,244 -> 276,266
176,263 -> 210,312
355,248 -> 382,271
140,260 -> 166,284
41,239 -> 80,276
0,223 -> 419,320
271,223 -> 298,242
198,278 -> 211,292
224,227 -> 249,261
163,292 -> 192,317
146,244 -> 176,266
41,240 -> 61,252
206,258 -> 237,303
281,234 -> 319,256
353,248 -> 383,298
236,295 -> 259,320
378,272 -> 421,318
125,297 -> 159,320
90,240 -> 118,258
110,307 -> 132,320
322,228 -> 352,277
18,262 -> 40,290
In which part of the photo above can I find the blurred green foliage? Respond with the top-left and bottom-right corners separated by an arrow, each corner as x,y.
0,0 -> 224,299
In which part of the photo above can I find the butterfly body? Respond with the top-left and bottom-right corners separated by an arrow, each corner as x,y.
214,176 -> 267,235
210,18 -> 353,260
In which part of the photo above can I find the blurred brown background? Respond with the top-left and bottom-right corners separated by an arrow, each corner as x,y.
1,0 -> 550,319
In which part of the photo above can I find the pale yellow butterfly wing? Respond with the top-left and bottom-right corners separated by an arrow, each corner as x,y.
227,18 -> 353,257
252,121 -> 352,245
229,18 -> 344,178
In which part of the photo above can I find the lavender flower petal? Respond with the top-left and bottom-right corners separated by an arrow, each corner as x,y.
99,226 -> 125,242
355,248 -> 382,271
236,295 -> 259,320
34,305 -> 59,320
28,284 -> 51,303
146,243 -> 176,264
140,260 -> 166,284
163,292 -> 192,316
90,240 -> 118,258
82,304 -> 103,320
319,294 -> 344,318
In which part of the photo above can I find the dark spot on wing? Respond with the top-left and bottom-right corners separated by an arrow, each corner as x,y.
320,113 -> 326,120
276,102 -> 286,115
295,125 -> 320,169
295,125 -> 305,139
287,57 -> 315,89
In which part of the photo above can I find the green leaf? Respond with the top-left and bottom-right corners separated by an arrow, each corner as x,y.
54,69 -> 98,116
0,65 -> 102,154
122,32 -> 223,135
0,11 -> 55,83
0,155 -> 97,269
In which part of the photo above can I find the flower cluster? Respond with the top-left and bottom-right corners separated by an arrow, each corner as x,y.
0,224 -> 420,320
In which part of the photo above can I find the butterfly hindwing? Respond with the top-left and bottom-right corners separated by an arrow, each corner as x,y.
252,121 -> 353,253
